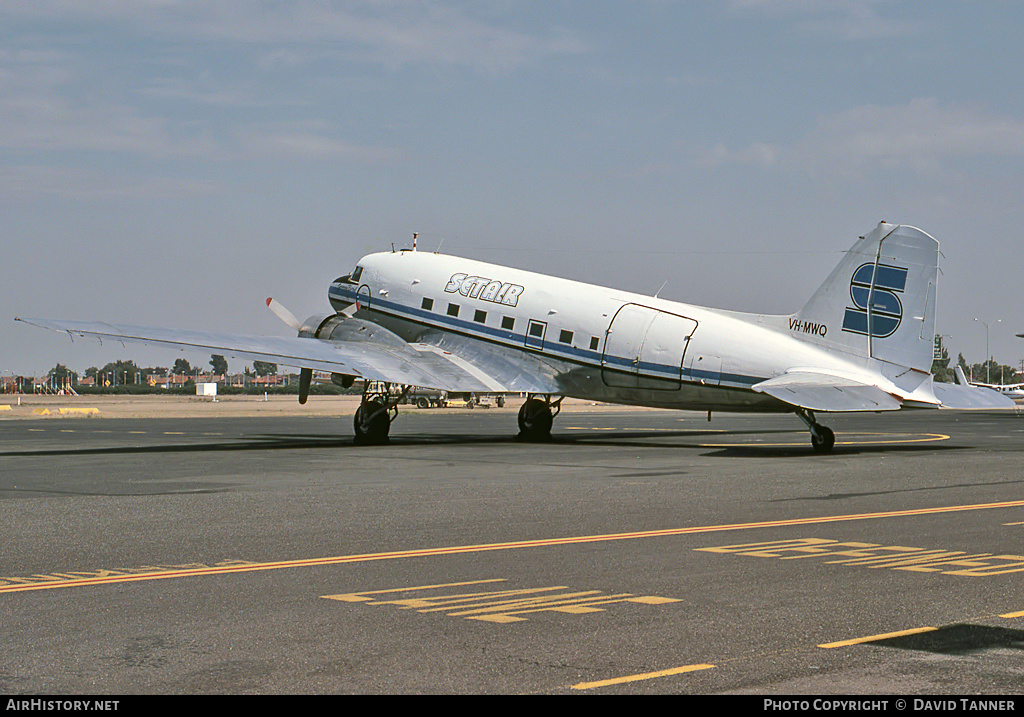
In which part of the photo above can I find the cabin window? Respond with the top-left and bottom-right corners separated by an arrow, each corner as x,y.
447,303 -> 460,317
529,322 -> 545,338
421,297 -> 434,311
590,336 -> 599,351
474,309 -> 487,323
502,316 -> 515,331
559,329 -> 573,344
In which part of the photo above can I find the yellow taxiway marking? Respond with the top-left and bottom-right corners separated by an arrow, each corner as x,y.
818,626 -> 938,649
323,579 -> 679,624
1000,610 -> 1024,618
572,663 -> 715,690
4,499 -> 1024,594
700,432 -> 949,448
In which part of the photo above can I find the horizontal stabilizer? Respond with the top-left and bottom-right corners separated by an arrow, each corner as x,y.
932,381 -> 1017,410
752,371 -> 902,412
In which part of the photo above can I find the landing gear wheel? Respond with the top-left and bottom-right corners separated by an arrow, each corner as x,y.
354,399 -> 390,445
811,425 -> 835,454
517,398 -> 553,442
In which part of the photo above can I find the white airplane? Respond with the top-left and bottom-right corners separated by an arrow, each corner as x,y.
954,366 -> 1024,399
16,221 -> 1014,452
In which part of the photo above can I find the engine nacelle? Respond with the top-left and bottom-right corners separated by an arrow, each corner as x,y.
300,314 -> 412,352
298,314 -> 343,339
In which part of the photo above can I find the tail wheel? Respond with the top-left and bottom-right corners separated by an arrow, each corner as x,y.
354,399 -> 390,445
517,398 -> 553,441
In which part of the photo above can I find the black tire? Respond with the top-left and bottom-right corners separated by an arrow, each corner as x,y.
416,397 -> 430,409
517,398 -> 553,441
353,400 -> 390,445
811,425 -> 835,454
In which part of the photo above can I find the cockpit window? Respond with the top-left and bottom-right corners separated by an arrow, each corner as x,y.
350,265 -> 363,283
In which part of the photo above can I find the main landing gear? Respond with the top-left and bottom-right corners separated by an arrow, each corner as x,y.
353,382 -> 409,445
517,395 -> 563,442
796,408 -> 835,454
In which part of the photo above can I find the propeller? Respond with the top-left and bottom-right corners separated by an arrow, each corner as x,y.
266,297 -> 302,331
266,297 -> 312,404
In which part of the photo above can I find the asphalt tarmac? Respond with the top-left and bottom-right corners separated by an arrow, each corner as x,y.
2,401 -> 1023,695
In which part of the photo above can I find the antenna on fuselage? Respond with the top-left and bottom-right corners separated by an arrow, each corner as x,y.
654,279 -> 669,298
413,232 -> 418,251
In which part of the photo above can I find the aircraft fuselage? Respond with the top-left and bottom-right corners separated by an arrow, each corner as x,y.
327,249 -> 877,413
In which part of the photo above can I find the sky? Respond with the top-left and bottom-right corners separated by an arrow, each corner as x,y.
3,0 -> 1023,378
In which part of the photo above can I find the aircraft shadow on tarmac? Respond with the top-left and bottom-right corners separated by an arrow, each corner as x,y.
0,427 -> 967,459
869,623 -> 1024,655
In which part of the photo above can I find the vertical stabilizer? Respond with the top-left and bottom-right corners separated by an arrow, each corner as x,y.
792,222 -> 938,373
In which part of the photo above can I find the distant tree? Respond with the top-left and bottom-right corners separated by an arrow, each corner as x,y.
47,364 -> 76,386
253,360 -> 277,376
99,359 -> 141,385
210,354 -> 228,376
172,358 -> 193,376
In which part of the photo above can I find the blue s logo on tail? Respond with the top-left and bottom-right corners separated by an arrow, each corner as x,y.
842,263 -> 908,338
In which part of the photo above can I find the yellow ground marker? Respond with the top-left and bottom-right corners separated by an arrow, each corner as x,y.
5,499 -> 1024,595
818,626 -> 937,648
572,663 -> 714,690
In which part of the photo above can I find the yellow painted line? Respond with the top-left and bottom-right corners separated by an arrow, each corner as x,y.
572,663 -> 714,690
818,626 -> 937,648
700,433 -> 949,448
1000,610 -> 1024,618
4,499 -> 1024,595
324,579 -> 506,603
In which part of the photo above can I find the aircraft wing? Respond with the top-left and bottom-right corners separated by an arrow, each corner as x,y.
751,371 -> 903,412
14,316 -> 553,394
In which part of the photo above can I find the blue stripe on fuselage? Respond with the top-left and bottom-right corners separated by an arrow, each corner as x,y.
328,283 -> 761,388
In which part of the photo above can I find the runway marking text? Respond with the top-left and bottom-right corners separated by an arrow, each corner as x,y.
696,538 -> 1024,577
322,579 -> 680,624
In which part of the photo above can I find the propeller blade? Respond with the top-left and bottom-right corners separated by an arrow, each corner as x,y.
266,297 -> 302,331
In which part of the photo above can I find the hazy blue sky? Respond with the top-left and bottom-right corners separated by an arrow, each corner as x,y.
4,1 -> 1023,377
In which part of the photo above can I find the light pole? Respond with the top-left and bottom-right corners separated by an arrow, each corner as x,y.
973,318 -> 1001,383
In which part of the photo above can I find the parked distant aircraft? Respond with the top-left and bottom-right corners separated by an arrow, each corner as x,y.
17,221 -> 1014,452
954,366 -> 1024,399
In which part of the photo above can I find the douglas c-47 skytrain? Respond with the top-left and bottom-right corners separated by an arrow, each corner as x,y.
16,221 -> 1014,452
